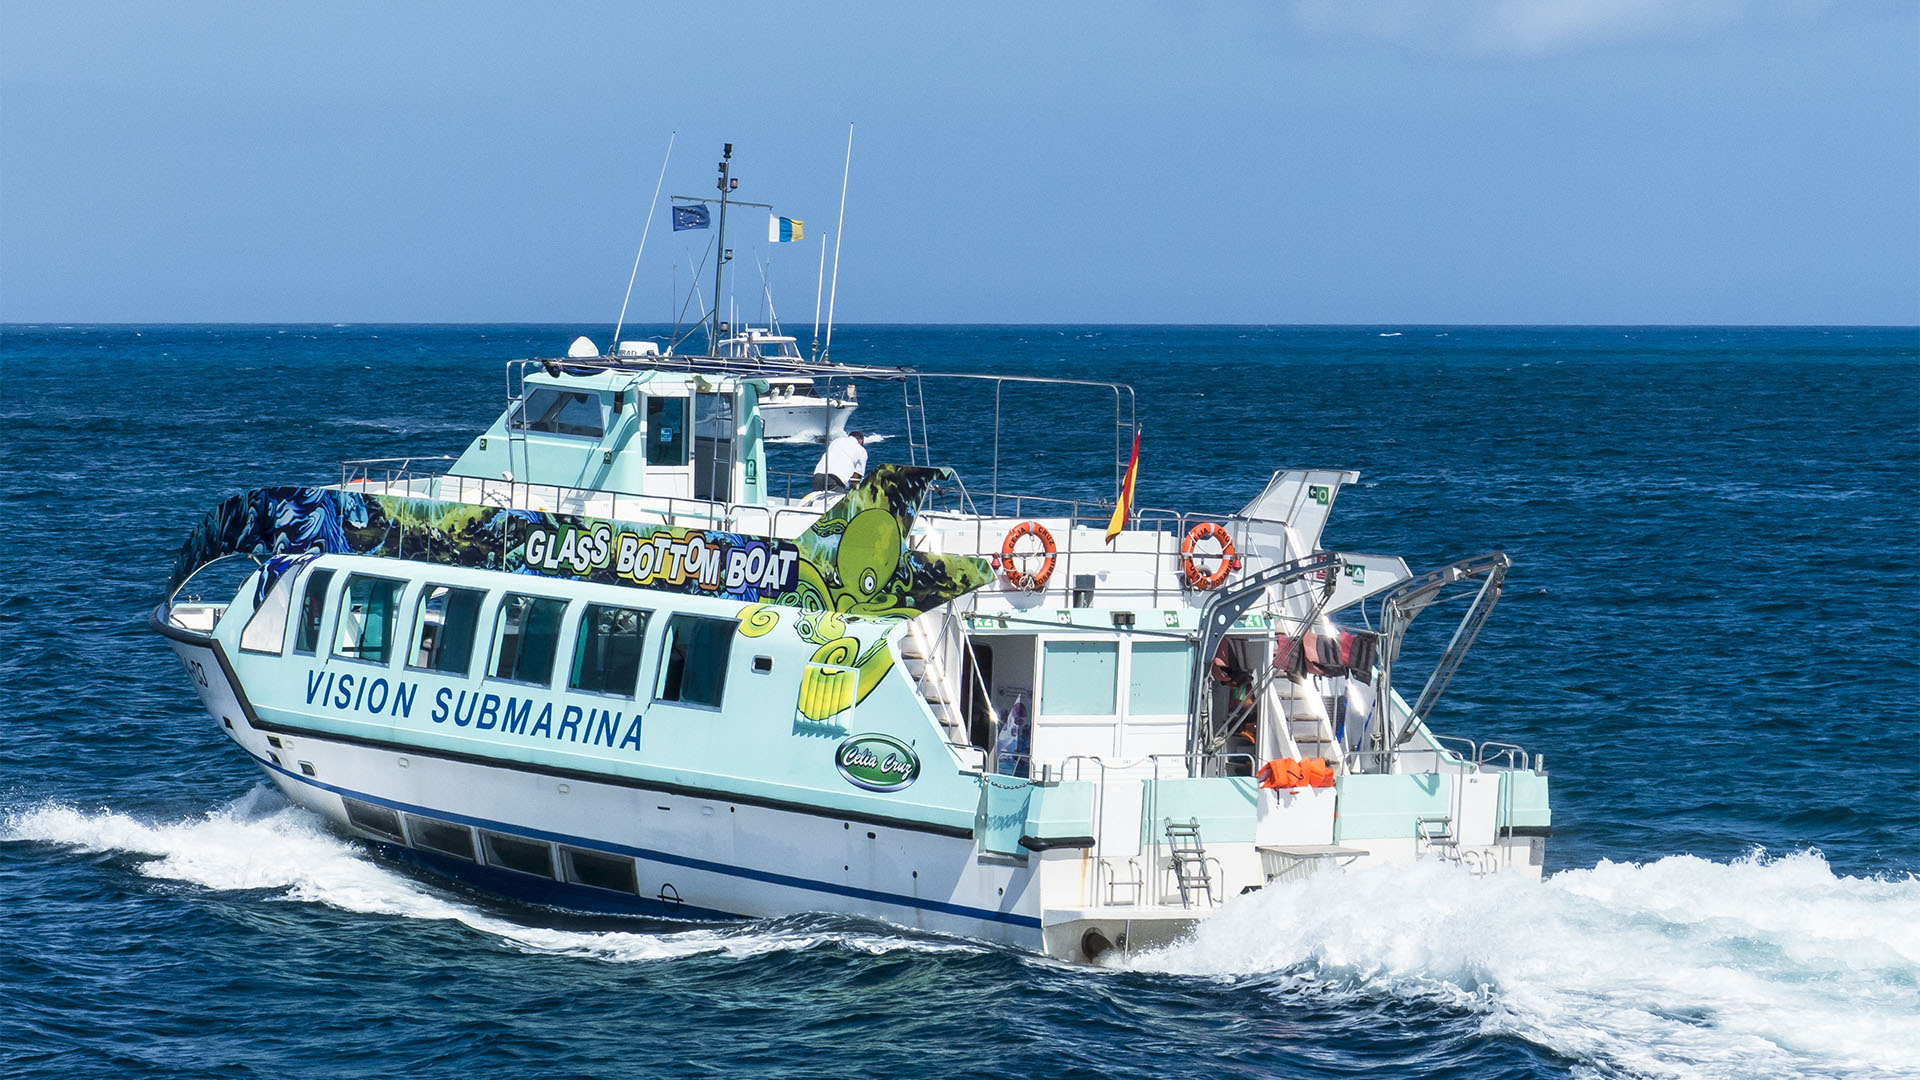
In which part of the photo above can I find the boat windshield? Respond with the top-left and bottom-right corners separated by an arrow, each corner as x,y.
717,335 -> 802,360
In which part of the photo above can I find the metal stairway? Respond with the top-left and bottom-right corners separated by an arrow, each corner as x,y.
901,617 -> 968,745
1282,682 -> 1343,765
1164,818 -> 1215,908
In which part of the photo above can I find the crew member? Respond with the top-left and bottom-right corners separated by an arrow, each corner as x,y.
812,430 -> 868,493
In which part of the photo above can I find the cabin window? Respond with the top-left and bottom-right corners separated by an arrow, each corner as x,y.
1128,641 -> 1193,715
481,831 -> 556,878
333,575 -> 406,664
409,585 -> 486,675
655,614 -> 734,708
292,568 -> 335,654
490,593 -> 567,686
645,396 -> 690,466
1040,640 -> 1118,715
514,388 -> 605,438
239,567 -> 300,655
570,603 -> 650,696
561,847 -> 638,893
405,816 -> 476,862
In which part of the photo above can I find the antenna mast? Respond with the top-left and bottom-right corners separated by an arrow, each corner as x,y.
821,124 -> 853,365
613,131 -> 676,353
708,143 -> 737,355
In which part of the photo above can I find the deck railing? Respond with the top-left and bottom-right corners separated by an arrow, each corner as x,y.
338,457 -> 1308,609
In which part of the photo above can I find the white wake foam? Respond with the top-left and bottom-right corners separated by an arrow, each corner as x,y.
1130,853 -> 1920,1079
2,789 -> 979,964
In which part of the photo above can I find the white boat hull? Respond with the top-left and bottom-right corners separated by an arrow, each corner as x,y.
157,619 -> 1049,950
759,398 -> 856,444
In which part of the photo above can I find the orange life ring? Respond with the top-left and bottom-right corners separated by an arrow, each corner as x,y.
996,521 -> 1057,591
1181,522 -> 1239,590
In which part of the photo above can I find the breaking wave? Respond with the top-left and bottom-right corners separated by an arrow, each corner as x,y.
1130,854 -> 1920,1079
11,789 -> 1918,1078
1,788 -> 983,965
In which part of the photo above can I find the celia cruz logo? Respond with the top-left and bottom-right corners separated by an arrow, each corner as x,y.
834,734 -> 921,793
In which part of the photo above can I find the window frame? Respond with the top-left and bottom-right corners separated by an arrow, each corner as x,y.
479,830 -> 557,879
1126,639 -> 1194,717
342,798 -> 404,842
330,573 -> 410,667
511,387 -> 606,439
644,395 -> 691,467
1039,638 -> 1121,717
487,592 -> 570,689
406,583 -> 488,677
559,846 -> 639,893
405,816 -> 476,862
291,566 -> 337,656
652,613 -> 737,711
567,602 -> 652,699
238,565 -> 303,656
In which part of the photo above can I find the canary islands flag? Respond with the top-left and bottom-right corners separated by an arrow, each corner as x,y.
1105,426 -> 1140,544
769,214 -> 803,242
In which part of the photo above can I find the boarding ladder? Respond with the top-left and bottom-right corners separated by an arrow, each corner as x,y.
1164,818 -> 1216,908
1416,815 -> 1459,863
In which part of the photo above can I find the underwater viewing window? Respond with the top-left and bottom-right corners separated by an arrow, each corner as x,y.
332,575 -> 406,664
409,585 -> 485,675
405,816 -> 476,862
342,798 -> 404,842
513,388 -> 604,438
292,568 -> 335,654
490,593 -> 567,686
561,847 -> 638,893
655,614 -> 734,708
239,567 -> 300,655
570,603 -> 650,696
645,396 -> 690,466
1040,640 -> 1119,715
480,831 -> 555,878
1128,641 -> 1193,715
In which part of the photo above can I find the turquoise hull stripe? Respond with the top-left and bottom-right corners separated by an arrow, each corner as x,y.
255,754 -> 1044,930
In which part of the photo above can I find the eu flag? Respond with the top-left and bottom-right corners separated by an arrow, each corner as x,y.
672,204 -> 711,231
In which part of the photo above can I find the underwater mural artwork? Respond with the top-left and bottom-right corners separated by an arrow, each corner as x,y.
167,466 -> 993,617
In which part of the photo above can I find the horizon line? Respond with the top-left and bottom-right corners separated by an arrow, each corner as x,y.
4,321 -> 1917,331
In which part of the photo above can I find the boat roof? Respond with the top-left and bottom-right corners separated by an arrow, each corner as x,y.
527,352 -> 914,382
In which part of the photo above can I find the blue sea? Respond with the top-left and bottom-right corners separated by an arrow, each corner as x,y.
3,324 -> 1917,1079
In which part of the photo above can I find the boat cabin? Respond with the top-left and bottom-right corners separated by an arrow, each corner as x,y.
444,367 -> 767,505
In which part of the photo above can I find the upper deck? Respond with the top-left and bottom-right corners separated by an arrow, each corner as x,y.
343,351 -> 1414,618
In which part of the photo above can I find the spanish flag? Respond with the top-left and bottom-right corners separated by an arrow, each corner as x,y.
1105,426 -> 1140,544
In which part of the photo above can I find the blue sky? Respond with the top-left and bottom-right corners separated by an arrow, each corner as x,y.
2,1 -> 1915,324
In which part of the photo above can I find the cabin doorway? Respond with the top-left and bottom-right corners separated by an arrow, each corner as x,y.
962,643 -> 995,750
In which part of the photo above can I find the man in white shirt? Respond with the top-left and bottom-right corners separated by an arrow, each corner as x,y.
812,430 -> 868,493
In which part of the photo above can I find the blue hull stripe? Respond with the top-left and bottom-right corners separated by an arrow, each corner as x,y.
255,755 -> 1044,931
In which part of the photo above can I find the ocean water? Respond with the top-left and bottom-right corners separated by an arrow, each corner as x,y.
2,324 -> 1916,1079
